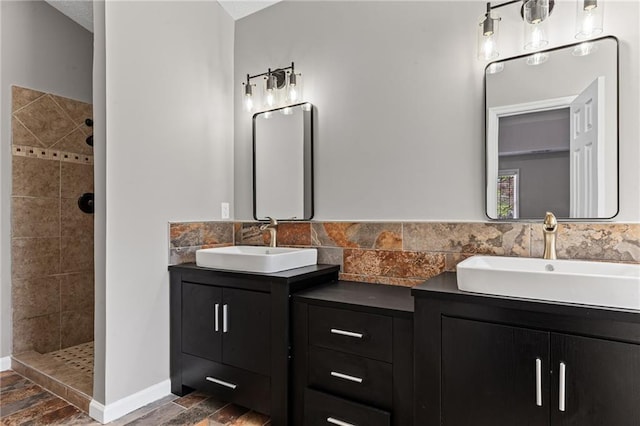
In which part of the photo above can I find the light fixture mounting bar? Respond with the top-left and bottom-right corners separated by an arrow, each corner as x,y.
488,0 -> 522,11
245,62 -> 295,82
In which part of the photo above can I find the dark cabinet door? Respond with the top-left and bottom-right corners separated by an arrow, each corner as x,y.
441,317 -> 549,426
182,282 -> 222,362
222,287 -> 271,376
550,333 -> 640,426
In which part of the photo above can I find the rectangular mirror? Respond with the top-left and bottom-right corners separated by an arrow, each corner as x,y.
253,103 -> 313,220
485,36 -> 618,220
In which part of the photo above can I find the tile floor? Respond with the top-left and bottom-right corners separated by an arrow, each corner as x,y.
0,370 -> 271,425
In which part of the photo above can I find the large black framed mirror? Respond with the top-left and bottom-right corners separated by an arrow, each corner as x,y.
485,36 -> 618,220
253,103 -> 314,220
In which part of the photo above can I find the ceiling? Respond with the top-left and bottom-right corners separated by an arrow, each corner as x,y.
44,0 -> 282,33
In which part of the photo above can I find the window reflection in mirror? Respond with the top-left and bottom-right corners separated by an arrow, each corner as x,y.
486,36 -> 618,220
253,103 -> 313,221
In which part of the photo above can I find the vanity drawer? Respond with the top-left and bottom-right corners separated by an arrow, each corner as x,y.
308,305 -> 393,362
181,353 -> 270,415
308,346 -> 392,410
304,388 -> 390,426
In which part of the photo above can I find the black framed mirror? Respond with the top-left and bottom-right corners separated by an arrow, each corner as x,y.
253,103 -> 313,221
485,36 -> 618,220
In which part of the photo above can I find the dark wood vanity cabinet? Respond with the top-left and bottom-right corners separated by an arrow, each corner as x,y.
413,272 -> 640,426
292,281 -> 414,426
169,263 -> 339,426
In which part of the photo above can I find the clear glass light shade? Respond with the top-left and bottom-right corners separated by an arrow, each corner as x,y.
263,75 -> 280,109
526,52 -> 549,65
575,0 -> 604,39
524,0 -> 549,24
524,20 -> 549,50
572,41 -> 598,56
477,13 -> 500,60
287,73 -> 302,103
243,94 -> 254,112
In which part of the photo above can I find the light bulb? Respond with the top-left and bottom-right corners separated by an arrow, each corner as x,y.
477,11 -> 500,61
526,52 -> 549,66
575,0 -> 603,39
265,90 -> 275,108
524,22 -> 548,50
244,94 -> 253,112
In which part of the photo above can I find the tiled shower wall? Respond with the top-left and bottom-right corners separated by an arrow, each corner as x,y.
11,86 -> 94,354
169,221 -> 640,286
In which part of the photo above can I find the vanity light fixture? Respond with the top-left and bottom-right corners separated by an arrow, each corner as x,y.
575,0 -> 603,39
241,62 -> 302,113
478,0 -> 555,60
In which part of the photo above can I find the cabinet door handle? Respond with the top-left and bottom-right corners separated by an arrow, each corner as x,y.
536,358 -> 542,407
327,417 -> 356,426
559,362 -> 566,412
214,303 -> 220,332
330,371 -> 363,384
330,328 -> 363,339
205,376 -> 237,390
223,304 -> 228,333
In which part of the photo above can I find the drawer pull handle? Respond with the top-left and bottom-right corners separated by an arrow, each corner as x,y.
214,303 -> 220,332
536,358 -> 542,407
330,328 -> 363,339
330,371 -> 363,384
223,304 -> 228,333
559,362 -> 566,412
327,417 -> 356,426
205,376 -> 237,390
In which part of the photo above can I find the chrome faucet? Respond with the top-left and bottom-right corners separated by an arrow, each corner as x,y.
260,217 -> 278,247
542,211 -> 558,260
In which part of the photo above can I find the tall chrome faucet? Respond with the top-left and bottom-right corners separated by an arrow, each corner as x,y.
260,217 -> 278,247
542,212 -> 558,260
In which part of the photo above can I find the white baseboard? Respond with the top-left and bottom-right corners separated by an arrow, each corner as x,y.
89,379 -> 171,424
0,356 -> 11,371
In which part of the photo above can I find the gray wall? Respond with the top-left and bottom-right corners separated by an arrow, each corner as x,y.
101,0 -> 234,406
233,1 -> 640,222
0,0 -> 93,361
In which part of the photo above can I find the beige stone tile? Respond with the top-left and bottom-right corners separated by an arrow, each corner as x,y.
11,237 -> 60,279
202,222 -> 234,246
403,222 -> 530,257
60,236 -> 94,273
61,162 -> 93,199
12,116 -> 43,146
61,309 -> 94,349
13,95 -> 76,147
11,197 -> 60,238
530,222 -> 640,262
12,155 -> 60,198
51,127 -> 94,155
12,275 -> 60,321
61,273 -> 94,312
12,86 -> 46,112
61,197 -> 94,239
169,246 -> 198,265
312,222 -> 402,250
50,94 -> 92,126
13,313 -> 61,354
317,247 -> 343,270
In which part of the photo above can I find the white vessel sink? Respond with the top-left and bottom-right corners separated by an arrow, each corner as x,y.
196,246 -> 317,273
456,256 -> 640,310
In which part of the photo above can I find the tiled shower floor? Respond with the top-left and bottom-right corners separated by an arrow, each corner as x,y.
11,341 -> 95,412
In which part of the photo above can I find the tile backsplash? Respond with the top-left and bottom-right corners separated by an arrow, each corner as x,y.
169,220 -> 640,287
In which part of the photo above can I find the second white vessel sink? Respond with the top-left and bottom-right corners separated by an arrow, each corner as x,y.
196,245 -> 317,273
456,256 -> 640,310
